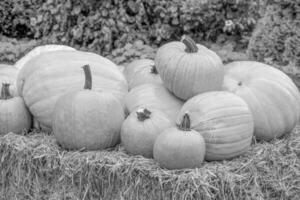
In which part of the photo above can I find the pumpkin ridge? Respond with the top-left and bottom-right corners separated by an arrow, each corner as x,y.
251,85 -> 292,138
201,127 -> 253,144
254,77 -> 300,111
161,52 -> 177,88
205,136 -> 252,151
194,113 -> 253,128
170,53 -> 186,95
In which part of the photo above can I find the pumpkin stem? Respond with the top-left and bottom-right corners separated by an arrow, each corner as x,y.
1,83 -> 12,100
136,108 -> 151,121
150,65 -> 158,74
181,35 -> 198,53
82,64 -> 92,90
178,112 -> 191,131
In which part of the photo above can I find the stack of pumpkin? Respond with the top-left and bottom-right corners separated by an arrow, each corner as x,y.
1,36 -> 299,170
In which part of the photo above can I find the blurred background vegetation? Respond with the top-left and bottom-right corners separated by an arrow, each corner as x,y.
0,0 -> 298,69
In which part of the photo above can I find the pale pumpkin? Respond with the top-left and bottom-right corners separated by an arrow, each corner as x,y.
17,50 -> 128,131
0,83 -> 31,135
177,91 -> 254,161
14,44 -> 75,70
53,65 -> 124,150
121,108 -> 173,158
125,83 -> 183,121
0,64 -> 18,96
153,113 -> 206,169
222,61 -> 300,141
123,59 -> 162,90
155,35 -> 224,100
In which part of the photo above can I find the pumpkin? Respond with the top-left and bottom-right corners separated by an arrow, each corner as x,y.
125,83 -> 183,121
0,83 -> 31,135
155,35 -> 224,100
153,113 -> 206,169
53,65 -> 124,150
121,108 -> 173,158
14,44 -> 75,70
16,50 -> 128,131
0,64 -> 18,96
123,59 -> 162,90
222,61 -> 300,141
177,91 -> 254,161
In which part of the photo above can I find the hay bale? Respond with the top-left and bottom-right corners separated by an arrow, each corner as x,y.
1,127 -> 300,200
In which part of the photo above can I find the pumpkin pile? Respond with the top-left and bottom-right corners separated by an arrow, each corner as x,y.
0,36 -> 299,170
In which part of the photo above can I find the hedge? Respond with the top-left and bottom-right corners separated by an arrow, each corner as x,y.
247,0 -> 300,67
0,0 -> 264,56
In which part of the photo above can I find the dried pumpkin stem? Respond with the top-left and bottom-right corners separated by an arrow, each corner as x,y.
136,108 -> 151,121
181,35 -> 198,53
178,113 -> 191,131
150,65 -> 159,74
82,64 -> 92,90
0,83 -> 12,100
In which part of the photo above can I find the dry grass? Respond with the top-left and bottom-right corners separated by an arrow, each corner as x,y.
0,126 -> 300,200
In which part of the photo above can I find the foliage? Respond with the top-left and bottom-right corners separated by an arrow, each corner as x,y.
0,0 -> 263,55
247,0 -> 300,67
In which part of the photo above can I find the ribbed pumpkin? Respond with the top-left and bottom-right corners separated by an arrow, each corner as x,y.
53,65 -> 124,150
14,44 -> 75,70
177,91 -> 254,161
125,83 -> 183,121
123,59 -> 162,90
0,64 -> 18,96
17,50 -> 128,131
0,83 -> 31,135
153,113 -> 206,169
222,61 -> 300,141
121,108 -> 173,158
155,35 -> 224,100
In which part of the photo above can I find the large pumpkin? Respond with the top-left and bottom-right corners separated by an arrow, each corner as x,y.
155,35 -> 224,100
153,113 -> 206,169
14,44 -> 75,70
124,83 -> 183,121
222,61 -> 300,141
53,65 -> 124,150
0,64 -> 18,96
121,108 -> 173,158
123,59 -> 162,90
0,83 -> 31,135
17,50 -> 128,130
177,91 -> 254,161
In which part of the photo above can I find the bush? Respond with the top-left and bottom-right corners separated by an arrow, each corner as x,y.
0,0 -> 263,56
247,0 -> 300,66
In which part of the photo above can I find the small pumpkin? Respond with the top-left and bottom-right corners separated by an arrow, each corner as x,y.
155,35 -> 224,100
0,64 -> 18,96
121,108 -> 173,158
153,113 -> 206,169
0,83 -> 31,135
222,61 -> 300,141
125,83 -> 183,121
17,50 -> 128,131
14,44 -> 76,70
53,65 -> 124,150
123,59 -> 162,90
177,91 -> 254,161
